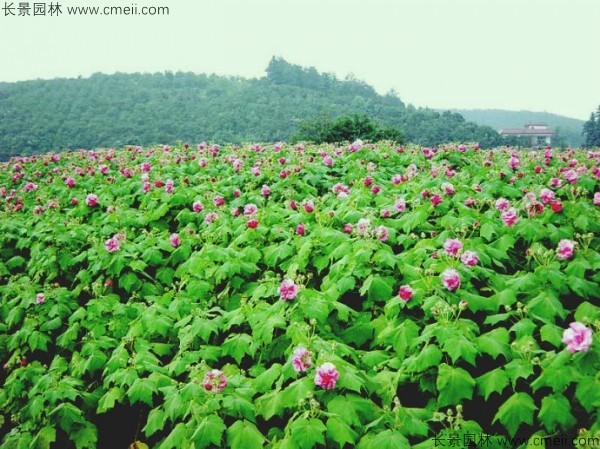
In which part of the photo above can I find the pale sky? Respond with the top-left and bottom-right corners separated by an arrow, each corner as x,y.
0,0 -> 598,119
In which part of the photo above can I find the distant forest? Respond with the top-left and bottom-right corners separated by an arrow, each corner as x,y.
0,57 -> 563,160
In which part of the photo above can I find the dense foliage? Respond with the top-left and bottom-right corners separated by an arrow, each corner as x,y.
1,142 -> 599,449
0,58 -> 508,160
583,106 -> 600,148
291,114 -> 404,144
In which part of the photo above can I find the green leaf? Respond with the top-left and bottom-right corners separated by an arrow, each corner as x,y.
253,363 -> 282,393
575,375 -> 600,413
527,290 -> 566,323
191,414 -> 226,449
97,387 -> 124,414
504,359 -> 534,387
413,344 -> 443,372
540,323 -> 563,347
476,368 -> 509,400
326,416 -> 357,448
357,429 -> 410,449
477,328 -> 510,359
327,395 -> 362,427
290,417 -> 327,449
158,422 -> 188,449
480,222 -> 495,241
493,392 -> 537,437
538,393 -> 576,432
127,377 -> 155,406
71,423 -> 98,449
31,426 -> 56,449
442,334 -> 478,366
436,363 -> 476,407
39,316 -> 62,332
227,420 -> 265,449
144,408 -> 167,437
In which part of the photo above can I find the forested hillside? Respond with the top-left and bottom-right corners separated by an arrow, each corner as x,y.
0,58 -> 506,159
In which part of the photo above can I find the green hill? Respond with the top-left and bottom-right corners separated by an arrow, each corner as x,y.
0,58 -> 506,160
446,109 -> 585,147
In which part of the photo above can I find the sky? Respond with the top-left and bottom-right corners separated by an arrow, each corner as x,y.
0,0 -> 598,120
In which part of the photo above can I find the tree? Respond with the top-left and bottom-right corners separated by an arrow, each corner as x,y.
582,109 -> 600,148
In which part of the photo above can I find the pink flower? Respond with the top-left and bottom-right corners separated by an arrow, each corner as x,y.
343,223 -> 354,234
501,208 -> 519,227
594,192 -> 600,206
441,182 -> 455,195
398,285 -> 413,301
105,236 -> 120,253
65,177 -> 76,188
551,200 -> 563,213
296,223 -> 305,235
495,198 -> 510,211
244,204 -> 258,216
323,155 -> 334,166
349,139 -> 363,152
550,177 -> 562,188
430,195 -> 443,207
193,201 -> 204,213
441,269 -> 461,291
261,185 -> 271,196
291,347 -> 312,372
556,239 -> 576,260
508,156 -> 520,170
562,322 -> 593,353
170,233 -> 181,247
303,201 -> 314,213
371,185 -> 381,195
394,199 -> 406,213
314,362 -> 339,390
141,162 -> 151,172
86,194 -> 98,207
539,188 -> 555,205
375,225 -> 389,242
203,369 -> 228,392
460,251 -> 479,267
356,218 -> 371,236
165,179 -> 174,194
205,212 -> 219,224
36,293 -> 45,305
564,169 -> 579,184
444,239 -> 463,257
279,279 -> 299,301
213,196 -> 225,207
247,218 -> 259,229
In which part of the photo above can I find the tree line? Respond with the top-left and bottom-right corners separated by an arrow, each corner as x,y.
0,57 -> 512,160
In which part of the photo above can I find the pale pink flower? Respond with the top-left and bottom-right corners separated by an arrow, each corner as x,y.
539,188 -> 555,204
495,198 -> 510,211
501,208 -> 519,227
594,192 -> 600,206
261,185 -> 271,196
550,177 -> 562,188
508,156 -> 520,169
356,218 -> 371,236
213,196 -> 225,207
205,212 -> 219,224
314,362 -> 339,390
375,225 -> 389,242
398,285 -> 413,301
441,182 -> 455,195
556,239 -> 576,260
444,239 -> 463,257
564,169 -> 579,184
86,194 -> 98,207
441,269 -> 461,291
105,236 -> 120,253
244,204 -> 258,216
65,177 -> 76,188
323,155 -> 334,167
202,369 -> 228,392
36,293 -> 45,305
394,198 -> 406,213
291,347 -> 312,372
279,279 -> 299,301
165,179 -> 174,194
460,251 -> 479,267
562,322 -> 593,353
170,233 -> 181,247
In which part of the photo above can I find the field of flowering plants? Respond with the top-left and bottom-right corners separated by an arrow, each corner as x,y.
0,141 -> 599,449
